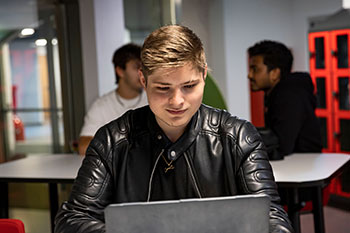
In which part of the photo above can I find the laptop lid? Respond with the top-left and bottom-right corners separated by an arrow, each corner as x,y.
104,194 -> 270,233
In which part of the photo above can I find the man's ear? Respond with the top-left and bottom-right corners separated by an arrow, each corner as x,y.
270,68 -> 281,84
139,70 -> 147,88
203,64 -> 208,80
116,66 -> 124,79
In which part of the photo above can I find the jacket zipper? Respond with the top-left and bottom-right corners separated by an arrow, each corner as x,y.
147,149 -> 164,202
184,152 -> 203,198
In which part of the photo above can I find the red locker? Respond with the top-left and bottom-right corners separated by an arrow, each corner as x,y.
309,29 -> 350,198
309,31 -> 334,152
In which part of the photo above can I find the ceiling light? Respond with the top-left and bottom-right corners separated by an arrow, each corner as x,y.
20,28 -> 35,36
35,39 -> 47,46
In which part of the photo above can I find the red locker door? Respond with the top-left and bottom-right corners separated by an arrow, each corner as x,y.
308,32 -> 334,152
330,29 -> 350,154
330,29 -> 350,198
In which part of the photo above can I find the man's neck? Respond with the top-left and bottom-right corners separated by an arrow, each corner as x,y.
116,86 -> 141,99
265,79 -> 281,96
164,128 -> 185,143
156,117 -> 187,143
265,87 -> 274,96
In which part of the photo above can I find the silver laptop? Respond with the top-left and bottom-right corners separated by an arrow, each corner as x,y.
104,194 -> 270,233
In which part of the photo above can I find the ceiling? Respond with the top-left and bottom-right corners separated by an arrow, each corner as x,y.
0,0 -> 55,43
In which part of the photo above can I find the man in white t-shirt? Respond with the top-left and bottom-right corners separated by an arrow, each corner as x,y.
78,43 -> 148,155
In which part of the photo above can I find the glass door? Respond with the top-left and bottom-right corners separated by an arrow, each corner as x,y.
0,1 -> 64,160
0,1 -> 84,232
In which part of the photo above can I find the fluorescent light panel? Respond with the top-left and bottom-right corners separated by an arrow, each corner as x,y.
343,0 -> 350,9
20,28 -> 35,36
35,39 -> 47,46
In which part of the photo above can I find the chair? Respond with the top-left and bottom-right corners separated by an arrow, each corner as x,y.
0,219 -> 25,233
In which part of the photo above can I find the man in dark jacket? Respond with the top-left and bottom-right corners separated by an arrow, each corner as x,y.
55,26 -> 293,233
248,40 -> 322,156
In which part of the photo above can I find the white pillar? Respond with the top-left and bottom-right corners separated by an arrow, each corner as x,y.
79,0 -> 125,109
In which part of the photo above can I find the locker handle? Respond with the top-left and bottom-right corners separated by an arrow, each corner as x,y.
333,132 -> 341,139
332,91 -> 339,100
331,50 -> 338,57
309,52 -> 315,58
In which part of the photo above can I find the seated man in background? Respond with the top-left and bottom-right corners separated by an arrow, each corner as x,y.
78,43 -> 148,155
248,40 -> 322,157
55,25 -> 293,233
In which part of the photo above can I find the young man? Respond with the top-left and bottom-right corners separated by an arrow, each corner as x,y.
55,26 -> 293,233
78,43 -> 148,155
248,40 -> 322,156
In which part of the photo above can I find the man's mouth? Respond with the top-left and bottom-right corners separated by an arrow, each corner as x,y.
167,109 -> 186,115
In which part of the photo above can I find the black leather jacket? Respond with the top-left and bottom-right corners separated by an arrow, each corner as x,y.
55,105 -> 293,233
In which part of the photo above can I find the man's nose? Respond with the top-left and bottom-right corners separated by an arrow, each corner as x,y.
169,89 -> 184,106
247,69 -> 253,79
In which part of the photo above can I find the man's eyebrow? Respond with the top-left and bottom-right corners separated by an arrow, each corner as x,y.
182,79 -> 200,85
153,79 -> 200,85
153,81 -> 171,85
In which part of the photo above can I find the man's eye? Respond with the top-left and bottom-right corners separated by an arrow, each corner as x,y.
184,84 -> 196,89
157,86 -> 169,91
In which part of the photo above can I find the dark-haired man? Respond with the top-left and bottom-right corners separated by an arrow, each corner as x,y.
248,40 -> 322,156
78,43 -> 148,155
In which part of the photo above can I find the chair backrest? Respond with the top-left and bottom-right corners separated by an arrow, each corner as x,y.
0,219 -> 25,233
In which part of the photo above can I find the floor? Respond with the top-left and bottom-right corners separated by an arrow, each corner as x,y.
300,205 -> 350,233
9,205 -> 350,233
10,208 -> 50,233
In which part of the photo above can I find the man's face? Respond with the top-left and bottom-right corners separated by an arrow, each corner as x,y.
120,59 -> 143,92
140,63 -> 206,135
248,55 -> 274,92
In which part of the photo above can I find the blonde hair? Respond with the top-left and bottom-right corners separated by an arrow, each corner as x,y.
141,25 -> 206,77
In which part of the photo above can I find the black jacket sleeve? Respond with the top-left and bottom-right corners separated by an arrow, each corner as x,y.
235,121 -> 294,233
55,126 -> 115,233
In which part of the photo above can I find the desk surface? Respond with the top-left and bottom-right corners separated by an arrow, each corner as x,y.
1,153 -> 349,185
270,153 -> 349,186
0,154 -> 83,183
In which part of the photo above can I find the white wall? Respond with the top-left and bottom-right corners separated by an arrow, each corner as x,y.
79,0 -> 125,110
291,0 -> 342,71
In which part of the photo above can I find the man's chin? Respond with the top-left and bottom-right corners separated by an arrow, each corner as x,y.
250,87 -> 261,92
164,116 -> 189,127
